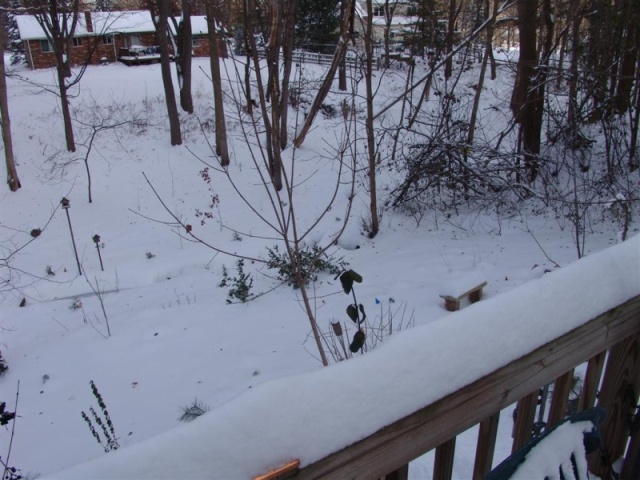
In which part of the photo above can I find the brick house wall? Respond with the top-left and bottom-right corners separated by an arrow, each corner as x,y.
24,32 -> 167,69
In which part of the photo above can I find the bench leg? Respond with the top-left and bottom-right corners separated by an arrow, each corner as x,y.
469,289 -> 483,303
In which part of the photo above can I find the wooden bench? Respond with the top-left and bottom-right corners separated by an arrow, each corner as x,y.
439,275 -> 487,312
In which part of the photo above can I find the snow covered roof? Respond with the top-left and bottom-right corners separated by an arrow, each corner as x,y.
371,16 -> 419,27
92,11 -> 156,35
166,16 -> 210,36
16,11 -> 156,41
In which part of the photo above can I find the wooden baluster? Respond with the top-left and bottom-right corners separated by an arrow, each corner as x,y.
621,430 -> 640,480
578,351 -> 606,411
511,390 -> 538,453
473,412 -> 500,480
384,463 -> 409,480
589,335 -> 640,479
433,438 -> 456,480
547,369 -> 574,427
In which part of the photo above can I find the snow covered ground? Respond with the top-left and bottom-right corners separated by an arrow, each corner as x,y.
0,55 -> 637,479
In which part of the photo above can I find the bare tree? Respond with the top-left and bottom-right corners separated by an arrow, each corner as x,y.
30,0 -> 82,151
205,0 -> 229,166
0,4 -> 20,191
150,0 -> 182,146
170,0 -> 194,114
293,0 -> 354,147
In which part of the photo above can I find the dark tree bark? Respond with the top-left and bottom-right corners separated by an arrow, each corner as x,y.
0,8 -> 20,191
445,0 -> 456,79
510,0 -> 541,182
363,0 -> 379,237
33,0 -> 83,152
153,0 -> 182,146
206,0 -> 229,166
176,0 -> 194,114
278,0 -> 298,150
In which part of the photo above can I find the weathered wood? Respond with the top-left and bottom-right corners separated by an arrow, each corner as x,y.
254,459 -> 300,480
547,369 -> 574,427
472,413 -> 500,480
295,295 -> 640,480
511,390 -> 538,453
440,282 -> 488,312
384,463 -> 408,480
434,438 -> 456,480
578,351 -> 606,411
621,428 -> 640,480
589,335 -> 640,479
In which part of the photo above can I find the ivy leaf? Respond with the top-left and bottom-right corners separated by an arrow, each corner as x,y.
347,269 -> 363,283
349,330 -> 366,353
339,271 -> 353,294
346,304 -> 359,323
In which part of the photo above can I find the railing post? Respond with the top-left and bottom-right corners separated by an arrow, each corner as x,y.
433,438 -> 456,480
578,351 -> 606,411
473,412 -> 500,480
547,369 -> 574,427
511,390 -> 538,453
589,335 -> 640,479
384,463 -> 409,480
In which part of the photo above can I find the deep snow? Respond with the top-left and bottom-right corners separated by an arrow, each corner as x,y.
0,53 -> 637,479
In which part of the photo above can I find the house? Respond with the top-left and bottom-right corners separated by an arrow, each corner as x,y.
16,10 -> 224,70
354,1 -> 420,46
16,11 -> 157,69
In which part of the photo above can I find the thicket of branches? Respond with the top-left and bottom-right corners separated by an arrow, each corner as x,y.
1,0 -> 638,362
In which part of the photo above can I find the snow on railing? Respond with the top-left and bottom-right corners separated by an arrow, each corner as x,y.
43,236 -> 640,480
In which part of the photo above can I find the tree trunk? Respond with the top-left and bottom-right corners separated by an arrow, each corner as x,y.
0,11 -> 20,191
278,0 -> 298,150
613,0 -> 638,113
364,0 -> 379,238
178,0 -> 194,114
567,0 -> 580,127
56,62 -> 76,152
206,0 -> 230,166
245,0 -> 281,191
511,0 -> 539,182
156,0 -> 182,146
242,2 -> 254,114
293,0 -> 354,147
445,0 -> 456,79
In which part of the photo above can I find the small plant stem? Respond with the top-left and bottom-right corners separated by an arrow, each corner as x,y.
3,380 -> 20,480
64,207 -> 82,276
95,244 -> 104,271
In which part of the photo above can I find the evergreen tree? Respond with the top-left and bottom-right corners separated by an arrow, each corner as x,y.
94,0 -> 113,12
295,0 -> 340,53
6,1 -> 26,66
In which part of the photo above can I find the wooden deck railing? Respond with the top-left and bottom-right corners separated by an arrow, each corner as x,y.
294,294 -> 640,480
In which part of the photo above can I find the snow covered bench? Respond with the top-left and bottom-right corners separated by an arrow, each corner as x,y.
439,273 -> 487,311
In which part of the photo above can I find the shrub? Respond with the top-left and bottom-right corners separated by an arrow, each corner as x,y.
81,381 -> 119,453
219,260 -> 253,303
266,245 -> 347,289
178,399 -> 210,422
0,350 -> 7,376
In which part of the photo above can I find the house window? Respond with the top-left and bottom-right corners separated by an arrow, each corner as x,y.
407,6 -> 417,15
192,36 -> 200,47
40,39 -> 53,52
72,37 -> 82,47
102,35 -> 113,45
374,7 -> 385,16
126,34 -> 141,48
